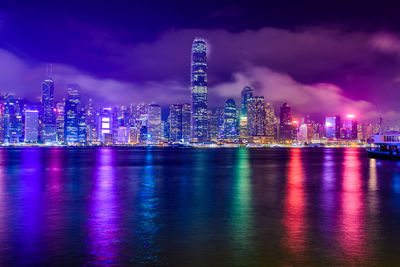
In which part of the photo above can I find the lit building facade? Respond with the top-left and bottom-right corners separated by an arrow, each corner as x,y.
147,104 -> 162,143
24,110 -> 39,143
247,96 -> 266,137
342,115 -> 357,139
325,116 -> 341,139
99,108 -> 113,144
64,85 -> 80,144
223,99 -> 237,139
191,38 -> 208,142
41,79 -> 57,143
169,104 -> 182,142
279,102 -> 294,142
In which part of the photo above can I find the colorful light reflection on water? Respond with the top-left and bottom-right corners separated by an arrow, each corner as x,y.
0,147 -> 399,265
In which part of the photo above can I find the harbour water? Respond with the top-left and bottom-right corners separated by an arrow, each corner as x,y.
0,147 -> 399,265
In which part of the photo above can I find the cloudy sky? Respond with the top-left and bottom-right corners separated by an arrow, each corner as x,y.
1,0 -> 400,123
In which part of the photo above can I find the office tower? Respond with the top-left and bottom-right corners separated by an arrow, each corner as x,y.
247,96 -> 266,137
78,108 -> 87,145
41,78 -> 57,143
191,38 -> 208,142
129,126 -> 139,144
116,127 -> 129,144
86,98 -> 98,143
147,104 -> 162,143
135,103 -> 148,128
223,99 -> 237,139
3,94 -> 23,144
207,110 -> 219,141
342,114 -> 358,139
325,116 -> 341,139
241,86 -> 253,116
182,103 -> 191,142
139,126 -> 148,142
55,101 -> 65,143
279,103 -> 294,142
64,85 -> 80,144
169,104 -> 182,142
99,108 -> 113,144
0,101 -> 4,143
239,117 -> 248,138
298,124 -> 313,143
265,102 -> 276,138
24,110 -> 39,143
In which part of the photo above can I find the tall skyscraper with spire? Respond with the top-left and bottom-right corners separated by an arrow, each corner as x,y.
191,38 -> 208,142
41,64 -> 57,143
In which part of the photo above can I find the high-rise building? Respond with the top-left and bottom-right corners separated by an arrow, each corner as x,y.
41,78 -> 57,143
64,84 -> 80,144
24,110 -> 39,143
3,94 -> 23,144
99,108 -> 113,144
129,127 -> 139,144
223,99 -> 237,139
247,96 -> 266,137
191,38 -> 208,142
342,114 -> 357,139
241,86 -> 253,116
265,102 -> 276,138
325,116 -> 341,139
55,101 -> 65,143
182,103 -> 191,142
78,108 -> 87,145
279,103 -> 294,142
169,104 -> 182,142
147,104 -> 162,143
207,110 -> 219,141
86,98 -> 98,143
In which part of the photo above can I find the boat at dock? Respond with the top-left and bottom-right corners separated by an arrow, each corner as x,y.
368,131 -> 400,159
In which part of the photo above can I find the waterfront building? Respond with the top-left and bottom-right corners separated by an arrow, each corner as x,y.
182,103 -> 191,142
325,116 -> 341,139
247,96 -> 266,137
342,114 -> 358,140
85,98 -> 98,143
55,101 -> 65,143
207,110 -> 219,141
129,127 -> 139,144
64,85 -> 80,144
279,102 -> 294,142
98,108 -> 113,144
41,79 -> 57,143
191,38 -> 208,142
116,126 -> 129,144
78,109 -> 87,145
223,99 -> 237,139
265,102 -> 276,139
147,104 -> 162,143
24,110 -> 39,143
3,94 -> 23,144
135,103 -> 148,128
169,104 -> 182,142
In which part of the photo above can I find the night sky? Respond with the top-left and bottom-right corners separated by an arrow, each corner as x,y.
1,0 -> 400,122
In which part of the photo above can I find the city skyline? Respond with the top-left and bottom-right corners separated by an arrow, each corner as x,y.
1,1 -> 400,124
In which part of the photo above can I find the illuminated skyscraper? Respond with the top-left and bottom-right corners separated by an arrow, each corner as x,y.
147,104 -> 162,143
241,86 -> 253,116
99,108 -> 113,144
182,103 -> 191,142
24,110 -> 39,143
3,94 -> 23,144
325,116 -> 341,139
85,98 -> 98,143
279,103 -> 294,142
55,101 -> 65,143
64,84 -> 80,144
223,99 -> 237,139
169,104 -> 182,142
247,96 -> 266,137
265,102 -> 276,138
191,38 -> 208,142
41,78 -> 57,143
342,115 -> 357,139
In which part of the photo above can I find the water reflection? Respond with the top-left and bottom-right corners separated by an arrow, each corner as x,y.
339,148 -> 367,262
230,148 -> 253,264
283,148 -> 306,256
134,150 -> 161,264
87,148 -> 120,265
